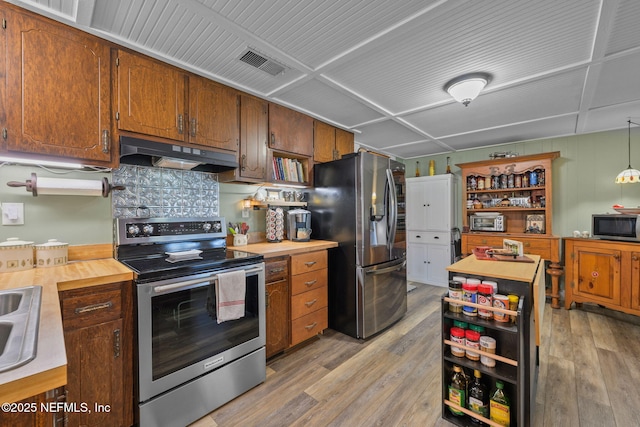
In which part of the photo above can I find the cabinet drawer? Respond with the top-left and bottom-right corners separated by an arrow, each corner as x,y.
291,286 -> 328,320
290,307 -> 328,345
265,258 -> 288,283
61,287 -> 122,329
291,269 -> 327,295
291,251 -> 327,275
407,231 -> 449,244
464,234 -> 553,259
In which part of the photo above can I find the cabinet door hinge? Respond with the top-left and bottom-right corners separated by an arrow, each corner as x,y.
2,128 -> 7,140
115,57 -> 119,67
570,252 -> 575,260
2,19 -> 6,30
571,281 -> 575,288
102,130 -> 110,153
115,111 -> 120,121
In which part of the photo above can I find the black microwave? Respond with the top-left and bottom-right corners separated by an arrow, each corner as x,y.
592,214 -> 640,241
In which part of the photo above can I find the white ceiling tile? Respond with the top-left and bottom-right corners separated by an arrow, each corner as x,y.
605,0 -> 640,55
403,69 -> 587,138
275,79 -> 383,127
440,116 -> 579,151
591,53 -> 640,109
324,0 -> 600,113
354,119 -> 427,148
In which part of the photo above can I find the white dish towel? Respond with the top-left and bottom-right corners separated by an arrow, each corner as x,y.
215,270 -> 246,323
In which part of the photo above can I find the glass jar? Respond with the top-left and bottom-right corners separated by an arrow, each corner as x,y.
448,280 -> 463,313
462,282 -> 478,317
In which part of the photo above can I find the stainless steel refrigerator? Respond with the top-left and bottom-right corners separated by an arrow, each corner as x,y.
309,152 -> 406,339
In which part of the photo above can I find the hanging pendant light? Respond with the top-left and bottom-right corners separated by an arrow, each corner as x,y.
615,119 -> 640,184
444,73 -> 491,106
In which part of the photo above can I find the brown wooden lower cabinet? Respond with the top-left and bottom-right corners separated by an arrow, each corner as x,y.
265,250 -> 330,355
564,238 -> 640,316
0,387 -> 65,427
290,250 -> 328,347
59,281 -> 133,427
265,256 -> 289,358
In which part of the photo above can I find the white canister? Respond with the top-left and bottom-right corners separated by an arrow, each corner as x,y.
34,239 -> 68,268
0,237 -> 34,272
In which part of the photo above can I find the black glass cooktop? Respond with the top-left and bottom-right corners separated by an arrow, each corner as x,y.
116,239 -> 263,283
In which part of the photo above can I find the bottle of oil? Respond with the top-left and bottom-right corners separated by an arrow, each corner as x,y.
415,161 -> 421,177
490,380 -> 511,426
469,370 -> 488,425
448,365 -> 467,416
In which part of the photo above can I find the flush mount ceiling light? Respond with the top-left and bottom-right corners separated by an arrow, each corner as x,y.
615,119 -> 640,184
444,73 -> 491,106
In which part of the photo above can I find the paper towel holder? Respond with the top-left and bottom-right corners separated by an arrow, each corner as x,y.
7,173 -> 125,197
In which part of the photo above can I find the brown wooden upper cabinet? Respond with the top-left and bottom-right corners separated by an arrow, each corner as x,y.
115,50 -> 187,142
268,103 -> 313,156
115,50 -> 239,152
313,121 -> 354,163
220,94 -> 269,183
187,76 -> 239,151
2,5 -> 114,166
238,95 -> 268,181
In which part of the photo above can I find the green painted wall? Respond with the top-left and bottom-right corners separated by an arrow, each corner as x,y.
0,165 -> 113,244
405,128 -> 640,238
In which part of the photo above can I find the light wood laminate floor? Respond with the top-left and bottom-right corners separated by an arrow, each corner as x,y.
191,282 -> 640,427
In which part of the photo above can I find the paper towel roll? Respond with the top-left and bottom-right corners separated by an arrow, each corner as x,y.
7,173 -> 124,197
35,177 -> 103,196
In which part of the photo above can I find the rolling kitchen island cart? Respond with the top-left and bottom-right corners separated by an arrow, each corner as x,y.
442,254 -> 545,426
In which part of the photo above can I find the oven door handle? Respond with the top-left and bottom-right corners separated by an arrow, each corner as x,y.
152,266 -> 263,294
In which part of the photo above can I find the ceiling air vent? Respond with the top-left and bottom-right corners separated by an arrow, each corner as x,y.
239,49 -> 286,76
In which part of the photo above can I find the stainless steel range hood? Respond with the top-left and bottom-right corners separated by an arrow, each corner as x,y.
119,136 -> 238,172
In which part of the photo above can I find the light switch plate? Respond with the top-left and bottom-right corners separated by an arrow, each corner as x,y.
2,203 -> 25,225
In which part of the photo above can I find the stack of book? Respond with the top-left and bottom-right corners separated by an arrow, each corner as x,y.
272,157 -> 306,183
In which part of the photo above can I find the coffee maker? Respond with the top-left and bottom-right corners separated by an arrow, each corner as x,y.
287,209 -> 312,242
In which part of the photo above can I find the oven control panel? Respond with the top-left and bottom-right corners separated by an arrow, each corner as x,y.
115,217 -> 225,244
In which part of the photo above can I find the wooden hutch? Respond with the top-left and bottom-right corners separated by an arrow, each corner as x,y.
456,151 -> 563,307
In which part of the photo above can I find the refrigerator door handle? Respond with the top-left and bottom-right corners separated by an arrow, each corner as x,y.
386,168 -> 398,252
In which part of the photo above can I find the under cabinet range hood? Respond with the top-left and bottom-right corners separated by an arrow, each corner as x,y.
119,136 -> 238,172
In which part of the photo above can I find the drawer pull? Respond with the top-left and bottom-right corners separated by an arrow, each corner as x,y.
74,301 -> 113,315
304,322 -> 318,331
305,299 -> 318,308
270,267 -> 285,273
304,261 -> 317,267
305,279 -> 317,287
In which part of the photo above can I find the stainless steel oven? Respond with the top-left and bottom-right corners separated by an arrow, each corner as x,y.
115,217 -> 266,427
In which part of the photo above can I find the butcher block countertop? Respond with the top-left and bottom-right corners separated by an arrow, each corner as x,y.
446,253 -> 542,283
0,258 -> 133,403
228,239 -> 338,258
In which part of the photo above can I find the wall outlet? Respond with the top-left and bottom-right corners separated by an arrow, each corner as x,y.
2,203 -> 25,225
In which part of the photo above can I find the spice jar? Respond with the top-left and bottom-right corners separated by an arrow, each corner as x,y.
469,324 -> 485,334
453,320 -> 468,330
480,336 -> 497,367
482,280 -> 498,295
450,327 -> 466,358
462,282 -> 478,317
448,280 -> 463,313
465,329 -> 481,361
508,294 -> 520,323
477,284 -> 494,320
493,294 -> 510,322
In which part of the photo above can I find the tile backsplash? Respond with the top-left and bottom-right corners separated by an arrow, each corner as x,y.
112,165 -> 219,218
